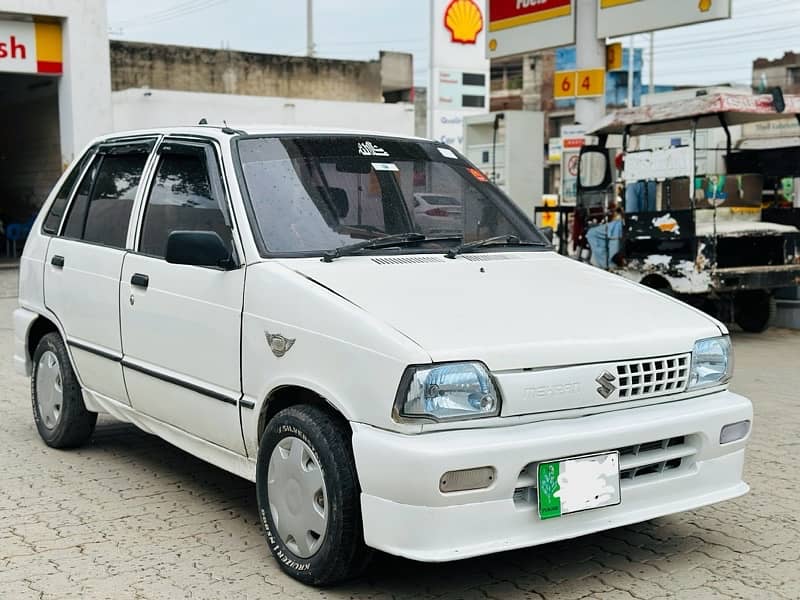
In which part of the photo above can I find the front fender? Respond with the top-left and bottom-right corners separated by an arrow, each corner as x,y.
240,261 -> 431,456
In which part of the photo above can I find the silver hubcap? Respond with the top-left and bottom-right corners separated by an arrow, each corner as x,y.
267,436 -> 328,558
36,350 -> 63,430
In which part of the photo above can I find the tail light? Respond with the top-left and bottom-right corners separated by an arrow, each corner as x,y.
425,208 -> 450,217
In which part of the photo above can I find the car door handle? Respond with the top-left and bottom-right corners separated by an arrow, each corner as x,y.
51,255 -> 65,268
131,273 -> 149,289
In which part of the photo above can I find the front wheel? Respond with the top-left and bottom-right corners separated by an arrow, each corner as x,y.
734,290 -> 776,333
31,333 -> 97,448
256,405 -> 371,586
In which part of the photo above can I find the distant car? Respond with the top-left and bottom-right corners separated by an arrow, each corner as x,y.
413,193 -> 463,233
14,126 -> 751,587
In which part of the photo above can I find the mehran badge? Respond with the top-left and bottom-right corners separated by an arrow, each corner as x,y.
265,332 -> 296,358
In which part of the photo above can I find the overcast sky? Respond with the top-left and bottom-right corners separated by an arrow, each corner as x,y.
107,0 -> 800,89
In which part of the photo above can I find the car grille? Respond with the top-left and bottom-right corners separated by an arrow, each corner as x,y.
512,435 -> 698,509
615,354 -> 691,401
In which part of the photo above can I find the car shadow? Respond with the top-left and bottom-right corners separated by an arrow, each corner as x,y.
86,417 -> 702,597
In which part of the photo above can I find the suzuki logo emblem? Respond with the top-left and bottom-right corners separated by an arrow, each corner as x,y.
596,371 -> 617,399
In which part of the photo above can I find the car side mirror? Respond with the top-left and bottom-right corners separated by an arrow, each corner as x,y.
539,226 -> 554,244
165,230 -> 236,270
578,146 -> 612,191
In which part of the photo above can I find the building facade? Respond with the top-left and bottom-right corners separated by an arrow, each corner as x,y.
0,0 -> 414,228
0,0 -> 111,221
110,41 -> 413,104
752,52 -> 800,94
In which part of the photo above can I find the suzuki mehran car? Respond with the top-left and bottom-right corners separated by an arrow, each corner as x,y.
14,126 -> 752,586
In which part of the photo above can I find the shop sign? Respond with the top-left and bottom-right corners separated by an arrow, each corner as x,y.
597,0 -> 731,38
487,0 -> 575,59
0,20 -> 62,75
444,0 -> 484,44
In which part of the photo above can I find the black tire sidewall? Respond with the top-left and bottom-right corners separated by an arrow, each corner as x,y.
735,291 -> 775,333
255,406 -> 364,586
31,333 -> 95,447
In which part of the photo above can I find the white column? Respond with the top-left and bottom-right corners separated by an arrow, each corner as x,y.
574,0 -> 606,126
627,35 -> 634,108
58,0 -> 113,165
306,0 -> 315,57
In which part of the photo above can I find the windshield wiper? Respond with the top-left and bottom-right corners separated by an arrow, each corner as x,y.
444,234 -> 546,259
322,233 -> 427,262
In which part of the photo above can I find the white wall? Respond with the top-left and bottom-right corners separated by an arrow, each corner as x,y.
112,88 -> 416,136
0,0 -> 112,166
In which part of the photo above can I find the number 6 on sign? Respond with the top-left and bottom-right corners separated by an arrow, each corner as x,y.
554,70 -> 576,99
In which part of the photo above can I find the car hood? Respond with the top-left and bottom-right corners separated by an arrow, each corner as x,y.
278,252 -> 723,370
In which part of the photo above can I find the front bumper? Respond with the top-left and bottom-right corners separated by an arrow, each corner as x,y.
351,390 -> 751,562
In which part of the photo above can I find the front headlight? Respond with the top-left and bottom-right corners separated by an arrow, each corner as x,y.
688,336 -> 733,390
394,362 -> 501,422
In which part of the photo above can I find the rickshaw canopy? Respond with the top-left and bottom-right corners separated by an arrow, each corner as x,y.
589,93 -> 800,136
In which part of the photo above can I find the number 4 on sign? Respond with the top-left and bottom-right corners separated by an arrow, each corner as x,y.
576,69 -> 606,98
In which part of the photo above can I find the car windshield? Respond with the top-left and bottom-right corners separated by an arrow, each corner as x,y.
236,135 -> 547,256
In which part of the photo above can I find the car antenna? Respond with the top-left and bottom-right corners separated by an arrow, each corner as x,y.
198,117 -> 208,125
221,119 -> 246,136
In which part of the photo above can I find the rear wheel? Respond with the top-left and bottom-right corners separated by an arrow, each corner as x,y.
734,290 -> 776,333
31,333 -> 97,448
256,404 -> 370,586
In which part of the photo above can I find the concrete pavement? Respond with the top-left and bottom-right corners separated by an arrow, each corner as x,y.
1,268 -> 798,599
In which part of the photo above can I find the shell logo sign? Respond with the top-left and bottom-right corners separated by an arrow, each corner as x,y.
0,20 -> 63,75
444,0 -> 484,44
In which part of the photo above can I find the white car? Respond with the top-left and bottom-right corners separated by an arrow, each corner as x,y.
14,127 -> 752,586
412,192 -> 463,233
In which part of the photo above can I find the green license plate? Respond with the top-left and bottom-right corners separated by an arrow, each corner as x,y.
537,451 -> 621,520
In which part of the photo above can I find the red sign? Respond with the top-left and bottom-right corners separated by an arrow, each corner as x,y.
563,138 -> 585,149
489,0 -> 571,30
567,154 -> 580,176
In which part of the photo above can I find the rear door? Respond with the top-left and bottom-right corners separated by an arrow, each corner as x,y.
44,138 -> 156,403
119,139 -> 246,454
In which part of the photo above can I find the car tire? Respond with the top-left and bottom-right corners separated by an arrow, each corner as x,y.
31,333 -> 97,448
734,290 -> 776,333
256,404 -> 371,586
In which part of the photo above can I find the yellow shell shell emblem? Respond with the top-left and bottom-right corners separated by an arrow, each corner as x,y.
699,0 -> 712,12
444,0 -> 484,45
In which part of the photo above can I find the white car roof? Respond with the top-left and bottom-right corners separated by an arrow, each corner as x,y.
92,125 -> 433,145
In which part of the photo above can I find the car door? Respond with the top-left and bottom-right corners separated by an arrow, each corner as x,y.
119,138 -> 246,454
44,138 -> 156,403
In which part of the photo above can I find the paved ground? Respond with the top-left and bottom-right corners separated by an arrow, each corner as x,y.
1,268 -> 798,600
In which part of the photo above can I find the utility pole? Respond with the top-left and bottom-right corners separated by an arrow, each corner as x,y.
648,31 -> 655,96
627,35 -> 634,108
574,0 -> 605,126
427,0 -> 435,139
306,0 -> 315,57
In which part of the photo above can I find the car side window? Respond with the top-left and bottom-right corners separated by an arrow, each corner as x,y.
61,145 -> 150,248
139,143 -> 233,259
42,148 -> 95,235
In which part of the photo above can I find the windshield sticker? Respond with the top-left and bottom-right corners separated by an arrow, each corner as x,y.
437,147 -> 458,159
372,162 -> 399,172
468,167 -> 489,182
358,141 -> 389,157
